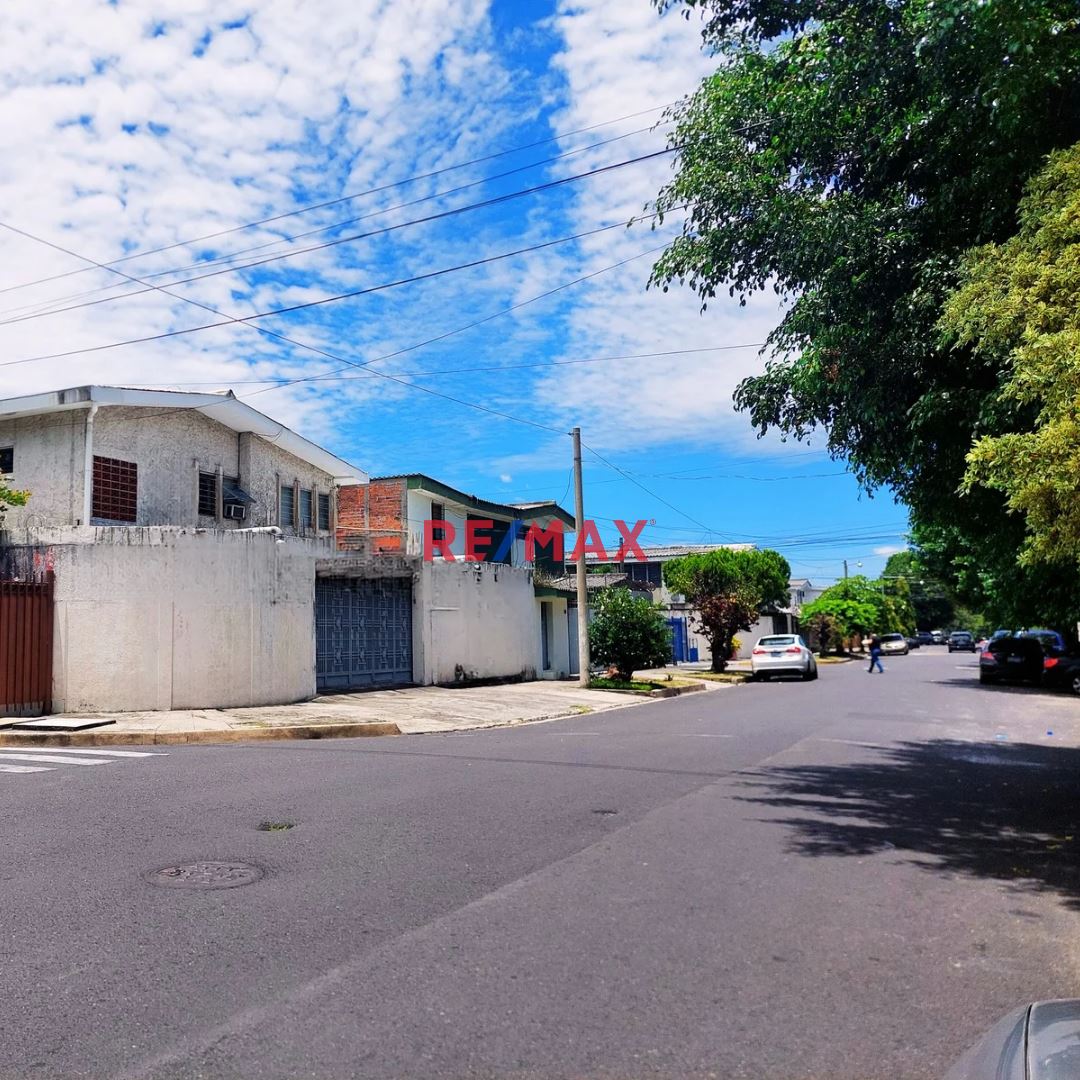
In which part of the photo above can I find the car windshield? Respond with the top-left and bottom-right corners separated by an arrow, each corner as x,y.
881,634 -> 904,642
951,633 -> 972,640
759,636 -> 796,647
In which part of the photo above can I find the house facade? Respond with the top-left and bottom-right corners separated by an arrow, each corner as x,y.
0,385 -> 366,715
334,474 -> 576,686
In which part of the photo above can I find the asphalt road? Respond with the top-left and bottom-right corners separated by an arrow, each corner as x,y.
5,650 -> 1080,1080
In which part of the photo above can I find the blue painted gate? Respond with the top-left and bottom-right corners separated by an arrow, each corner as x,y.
666,617 -> 689,664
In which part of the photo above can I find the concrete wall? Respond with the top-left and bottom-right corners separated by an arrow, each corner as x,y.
414,560 -> 541,685
0,407 -> 339,536
8,526 -> 324,713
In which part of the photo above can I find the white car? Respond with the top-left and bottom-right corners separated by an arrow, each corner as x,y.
750,635 -> 818,681
879,633 -> 909,656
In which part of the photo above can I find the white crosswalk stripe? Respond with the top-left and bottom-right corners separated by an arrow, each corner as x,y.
0,746 -> 166,776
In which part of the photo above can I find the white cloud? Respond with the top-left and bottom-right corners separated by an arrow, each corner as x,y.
498,472 -> 512,483
874,545 -> 905,557
531,0 -> 788,454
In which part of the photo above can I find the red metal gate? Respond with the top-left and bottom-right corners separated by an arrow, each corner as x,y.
0,574 -> 54,717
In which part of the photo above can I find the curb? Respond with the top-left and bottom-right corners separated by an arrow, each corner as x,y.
0,721 -> 401,748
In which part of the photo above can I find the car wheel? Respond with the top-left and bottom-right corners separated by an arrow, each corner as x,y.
807,664 -> 818,681
1071,674 -> 1080,697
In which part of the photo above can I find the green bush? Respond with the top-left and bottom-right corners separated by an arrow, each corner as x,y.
588,588 -> 672,682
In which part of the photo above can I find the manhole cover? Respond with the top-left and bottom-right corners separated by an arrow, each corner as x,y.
146,861 -> 264,890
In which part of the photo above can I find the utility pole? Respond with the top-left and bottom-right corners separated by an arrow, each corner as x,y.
572,427 -> 590,687
843,559 -> 848,582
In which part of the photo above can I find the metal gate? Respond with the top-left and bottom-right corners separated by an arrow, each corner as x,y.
315,577 -> 413,691
0,574 -> 54,717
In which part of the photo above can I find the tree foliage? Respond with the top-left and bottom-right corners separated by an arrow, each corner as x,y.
663,547 -> 790,670
588,588 -> 672,682
0,481 -> 29,523
650,0 -> 1080,624
882,550 -> 955,630
940,142 -> 1080,566
802,575 -> 915,643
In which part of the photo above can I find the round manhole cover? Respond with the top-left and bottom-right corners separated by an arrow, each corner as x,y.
146,861 -> 264,890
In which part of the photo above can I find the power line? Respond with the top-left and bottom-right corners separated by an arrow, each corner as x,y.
0,100 -> 681,299
0,146 -> 678,327
1,121 -> 669,323
0,214 -> 666,371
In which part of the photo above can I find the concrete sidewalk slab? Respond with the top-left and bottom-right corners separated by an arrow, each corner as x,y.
0,681 -> 648,747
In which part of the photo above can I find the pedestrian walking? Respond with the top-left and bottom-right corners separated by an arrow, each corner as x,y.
867,633 -> 884,674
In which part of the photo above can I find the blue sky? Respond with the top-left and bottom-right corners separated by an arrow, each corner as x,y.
0,0 -> 908,583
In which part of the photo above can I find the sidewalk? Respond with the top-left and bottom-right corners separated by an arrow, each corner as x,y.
0,681 -> 652,746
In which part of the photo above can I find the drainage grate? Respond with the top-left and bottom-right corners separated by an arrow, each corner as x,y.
146,861 -> 264,890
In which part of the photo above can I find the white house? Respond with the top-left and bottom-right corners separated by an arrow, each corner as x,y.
0,385 -> 365,715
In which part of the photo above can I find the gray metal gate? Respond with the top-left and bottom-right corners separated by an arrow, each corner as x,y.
315,577 -> 413,691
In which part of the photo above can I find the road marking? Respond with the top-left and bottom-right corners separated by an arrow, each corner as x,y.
0,763 -> 54,773
0,752 -> 113,766
0,747 -> 165,757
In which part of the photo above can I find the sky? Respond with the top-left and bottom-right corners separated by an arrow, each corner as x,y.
0,0 -> 909,583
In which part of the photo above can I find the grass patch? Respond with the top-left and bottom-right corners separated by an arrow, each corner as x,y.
258,820 -> 295,832
689,671 -> 751,684
587,677 -> 657,692
569,705 -> 594,715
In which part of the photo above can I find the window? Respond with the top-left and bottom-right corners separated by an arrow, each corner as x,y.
92,455 -> 138,523
0,446 -> 12,475
317,492 -> 331,532
279,485 -> 295,527
299,488 -> 313,529
430,501 -> 444,521
198,472 -> 217,516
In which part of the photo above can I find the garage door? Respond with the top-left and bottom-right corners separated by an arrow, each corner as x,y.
315,577 -> 413,691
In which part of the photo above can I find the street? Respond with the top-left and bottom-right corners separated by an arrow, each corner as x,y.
4,650 -> 1080,1079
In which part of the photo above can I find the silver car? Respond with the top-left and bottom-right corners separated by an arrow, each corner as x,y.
750,635 -> 818,681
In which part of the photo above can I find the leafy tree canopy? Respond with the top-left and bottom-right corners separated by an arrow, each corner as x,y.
941,142 -> 1080,566
651,0 -> 1080,629
663,547 -> 790,670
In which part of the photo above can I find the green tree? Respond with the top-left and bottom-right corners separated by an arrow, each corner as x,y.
587,588 -> 672,682
649,0 -> 1080,624
940,143 -> 1080,566
0,480 -> 29,525
801,593 -> 878,649
882,551 -> 956,631
663,547 -> 790,671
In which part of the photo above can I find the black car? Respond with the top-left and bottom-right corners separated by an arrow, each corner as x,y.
915,631 -> 934,647
948,631 -> 977,653
1043,652 -> 1080,695
979,635 -> 1045,685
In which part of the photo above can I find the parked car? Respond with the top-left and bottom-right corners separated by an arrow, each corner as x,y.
905,635 -> 921,649
880,633 -> 909,656
750,635 -> 818,681
945,999 -> 1080,1080
990,628 -> 1013,641
1042,652 -> 1080,695
948,631 -> 977,653
979,635 -> 1045,685
931,630 -> 946,645
1020,627 -> 1067,654
915,630 -> 934,647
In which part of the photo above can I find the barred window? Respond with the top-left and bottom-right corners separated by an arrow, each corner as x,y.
317,492 -> 331,531
92,456 -> 137,523
0,447 -> 12,474
299,488 -> 313,529
280,485 -> 295,527
198,472 -> 217,516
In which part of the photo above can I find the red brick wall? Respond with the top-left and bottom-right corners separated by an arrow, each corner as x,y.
336,478 -> 407,553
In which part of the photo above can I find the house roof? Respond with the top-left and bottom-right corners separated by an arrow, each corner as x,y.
543,573 -> 654,594
376,473 -> 575,528
581,542 -> 756,563
0,385 -> 367,483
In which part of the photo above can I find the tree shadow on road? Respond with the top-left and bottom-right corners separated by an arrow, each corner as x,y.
740,739 -> 1080,907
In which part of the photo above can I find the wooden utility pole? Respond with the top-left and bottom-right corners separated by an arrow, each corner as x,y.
572,427 -> 590,687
